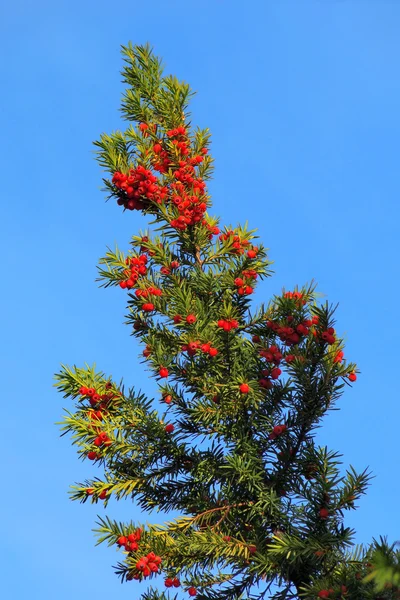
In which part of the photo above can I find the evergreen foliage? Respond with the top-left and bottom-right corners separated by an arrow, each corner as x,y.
55,43 -> 399,600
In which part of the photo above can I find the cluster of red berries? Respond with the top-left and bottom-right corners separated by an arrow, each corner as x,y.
181,341 -> 219,357
268,424 -> 287,440
334,350 -> 344,363
119,254 -> 148,289
152,142 -> 170,173
219,230 -> 258,257
112,166 -> 168,211
203,220 -> 221,240
169,180 -> 207,230
160,260 -> 180,275
165,579 -> 197,596
167,125 -> 188,138
266,315 -> 319,346
136,286 -> 163,299
259,366 -> 282,389
153,129 -> 206,175
259,344 -> 283,364
117,513 -> 160,581
78,385 -> 117,409
78,385 -> 118,462
87,409 -> 104,422
86,487 -> 108,500
173,313 -> 197,325
318,327 -> 336,345
284,291 -> 307,305
117,528 -> 142,554
234,269 -> 258,295
86,425 -> 112,461
217,318 -> 239,331
135,551 -> 162,579
165,577 -> 181,588
135,285 -> 163,312
256,344 -> 283,388
332,347 -> 357,382
93,430 -> 112,449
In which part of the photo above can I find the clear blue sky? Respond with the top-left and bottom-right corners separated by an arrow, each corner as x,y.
2,1 -> 400,598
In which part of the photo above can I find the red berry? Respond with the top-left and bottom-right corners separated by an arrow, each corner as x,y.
117,536 -> 127,546
334,351 -> 344,363
319,508 -> 329,519
142,302 -> 155,312
188,588 -> 197,597
222,535 -> 231,542
348,372 -> 357,382
173,314 -> 183,323
87,451 -> 98,460
318,592 -> 330,599
239,383 -> 250,394
172,578 -> 180,587
165,578 -> 173,588
186,314 -> 196,324
247,249 -> 257,259
164,394 -> 172,404
209,347 -> 218,357
270,367 -> 282,380
272,424 -> 287,436
259,378 -> 273,389
165,424 -> 174,434
136,559 -> 147,571
159,367 -> 169,378
142,565 -> 151,577
99,489 -> 107,500
79,386 -> 88,395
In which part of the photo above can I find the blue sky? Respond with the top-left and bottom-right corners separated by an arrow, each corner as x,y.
2,1 -> 400,598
